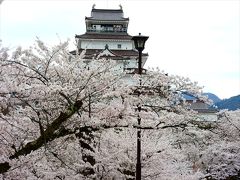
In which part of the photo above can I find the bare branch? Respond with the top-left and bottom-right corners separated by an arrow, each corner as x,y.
5,60 -> 48,84
59,92 -> 73,106
223,112 -> 240,133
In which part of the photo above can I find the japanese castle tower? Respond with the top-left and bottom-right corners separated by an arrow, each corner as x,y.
73,5 -> 148,74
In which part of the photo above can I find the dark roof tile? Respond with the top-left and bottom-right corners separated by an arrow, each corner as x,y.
86,8 -> 129,21
70,49 -> 148,57
75,33 -> 132,40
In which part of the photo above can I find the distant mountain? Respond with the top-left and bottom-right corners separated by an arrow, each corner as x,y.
215,95 -> 240,111
203,93 -> 221,104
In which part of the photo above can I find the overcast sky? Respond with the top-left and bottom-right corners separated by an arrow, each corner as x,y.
0,0 -> 239,99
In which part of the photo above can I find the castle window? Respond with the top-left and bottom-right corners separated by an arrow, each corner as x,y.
118,44 -> 122,49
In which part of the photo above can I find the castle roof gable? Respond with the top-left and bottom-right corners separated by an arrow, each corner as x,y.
86,8 -> 129,21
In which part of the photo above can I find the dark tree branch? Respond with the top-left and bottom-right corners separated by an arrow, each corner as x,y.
10,100 -> 82,159
0,162 -> 10,174
44,49 -> 61,76
59,92 -> 73,106
0,100 -> 82,174
5,60 -> 48,84
223,112 -> 240,133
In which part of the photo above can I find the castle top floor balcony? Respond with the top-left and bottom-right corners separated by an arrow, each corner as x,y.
87,27 -> 127,33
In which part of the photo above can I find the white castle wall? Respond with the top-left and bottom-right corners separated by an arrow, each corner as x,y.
79,40 -> 133,50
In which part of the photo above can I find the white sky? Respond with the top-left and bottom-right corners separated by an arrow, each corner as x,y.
0,0 -> 239,99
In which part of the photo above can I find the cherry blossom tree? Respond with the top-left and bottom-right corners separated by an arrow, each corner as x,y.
195,110 -> 240,179
0,38 -> 127,178
0,39 -> 239,179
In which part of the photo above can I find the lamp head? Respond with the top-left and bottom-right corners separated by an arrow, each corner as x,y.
132,33 -> 149,51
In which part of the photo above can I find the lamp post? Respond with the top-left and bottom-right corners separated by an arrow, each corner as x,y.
132,33 -> 149,180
